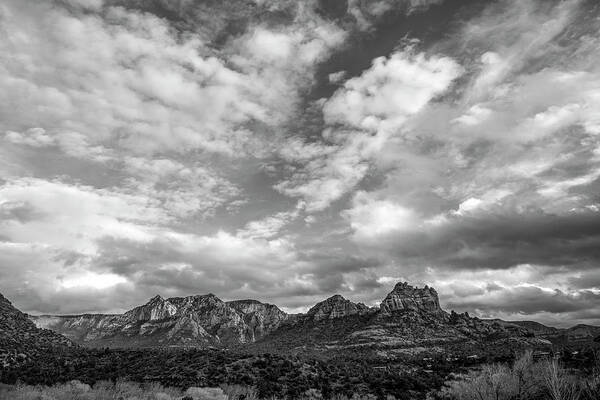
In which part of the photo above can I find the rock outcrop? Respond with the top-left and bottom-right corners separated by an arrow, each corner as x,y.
379,282 -> 443,315
249,281 -> 546,355
307,295 -> 373,320
124,295 -> 178,321
227,300 -> 288,341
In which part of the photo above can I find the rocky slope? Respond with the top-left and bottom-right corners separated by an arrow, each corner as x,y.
0,294 -> 74,368
31,294 -> 288,348
249,282 -> 539,355
306,295 -> 373,320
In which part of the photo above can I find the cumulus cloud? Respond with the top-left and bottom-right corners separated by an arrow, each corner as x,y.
343,191 -> 420,240
323,51 -> 463,131
276,50 -> 463,211
0,0 -> 344,157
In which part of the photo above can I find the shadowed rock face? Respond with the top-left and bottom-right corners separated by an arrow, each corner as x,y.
307,295 -> 373,320
379,282 -> 443,315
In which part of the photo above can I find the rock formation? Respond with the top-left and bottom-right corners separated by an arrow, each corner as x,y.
227,299 -> 288,341
306,295 -> 373,320
379,282 -> 443,315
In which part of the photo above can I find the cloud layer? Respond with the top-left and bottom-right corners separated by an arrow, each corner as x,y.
1,0 -> 599,327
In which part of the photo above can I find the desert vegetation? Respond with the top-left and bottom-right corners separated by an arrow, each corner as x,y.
0,380 -> 390,400
432,351 -> 600,400
1,350 -> 599,400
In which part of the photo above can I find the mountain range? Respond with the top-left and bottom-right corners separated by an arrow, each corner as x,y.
25,282 -> 600,354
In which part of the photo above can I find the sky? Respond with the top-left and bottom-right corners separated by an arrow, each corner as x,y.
1,0 -> 600,327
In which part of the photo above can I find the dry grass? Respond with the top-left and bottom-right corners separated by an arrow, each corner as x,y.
435,351 -> 600,400
0,381 -> 387,400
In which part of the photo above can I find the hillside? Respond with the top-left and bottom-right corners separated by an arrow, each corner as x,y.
31,294 -> 288,349
248,283 -> 545,357
0,294 -> 74,368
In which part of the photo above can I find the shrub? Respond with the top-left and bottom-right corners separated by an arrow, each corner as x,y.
542,359 -> 580,400
184,387 -> 228,400
221,384 -> 259,400
436,352 -> 546,400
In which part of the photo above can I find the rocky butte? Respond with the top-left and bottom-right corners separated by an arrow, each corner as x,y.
306,294 -> 373,321
379,282 -> 443,316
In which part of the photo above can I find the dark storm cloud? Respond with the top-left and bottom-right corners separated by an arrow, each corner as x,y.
88,234 -> 385,310
385,210 -> 600,270
446,286 -> 600,315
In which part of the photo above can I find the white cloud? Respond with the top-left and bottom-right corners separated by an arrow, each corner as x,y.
0,0 -> 343,157
0,178 -> 165,253
343,191 -> 419,240
60,272 -> 127,290
323,51 -> 463,132
237,202 -> 304,239
0,177 -> 306,312
463,0 -> 578,102
276,51 -> 463,211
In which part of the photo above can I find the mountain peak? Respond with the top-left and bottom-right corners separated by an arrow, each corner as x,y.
380,282 -> 443,315
307,294 -> 371,320
125,295 -> 177,322
149,294 -> 164,303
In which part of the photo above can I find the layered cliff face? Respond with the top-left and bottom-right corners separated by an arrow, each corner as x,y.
32,294 -> 288,348
0,293 -> 73,367
379,282 -> 444,315
307,295 -> 373,320
227,300 -> 288,342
